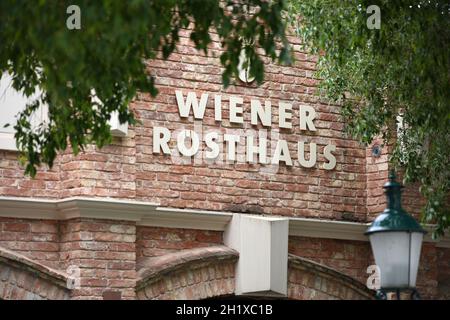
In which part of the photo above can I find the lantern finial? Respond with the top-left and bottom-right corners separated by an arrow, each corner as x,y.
388,169 -> 396,182
365,171 -> 426,234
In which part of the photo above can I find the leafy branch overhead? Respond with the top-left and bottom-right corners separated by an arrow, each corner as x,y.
288,0 -> 449,237
0,0 -> 289,176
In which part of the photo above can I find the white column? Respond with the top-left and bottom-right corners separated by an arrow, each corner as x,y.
224,214 -> 289,297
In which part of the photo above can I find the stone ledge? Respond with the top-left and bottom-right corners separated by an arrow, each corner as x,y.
136,245 -> 239,291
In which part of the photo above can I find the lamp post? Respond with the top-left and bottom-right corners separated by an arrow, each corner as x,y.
365,171 -> 426,300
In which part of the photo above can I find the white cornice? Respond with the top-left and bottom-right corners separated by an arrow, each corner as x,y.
0,196 -> 60,219
57,197 -> 160,221
0,196 -> 448,247
289,217 -> 368,241
139,207 -> 232,231
289,217 -> 450,248
0,197 -> 159,221
0,197 -> 231,230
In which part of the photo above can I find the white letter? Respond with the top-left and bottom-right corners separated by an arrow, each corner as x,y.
177,130 -> 200,157
214,95 -> 222,121
271,140 -> 292,166
279,102 -> 292,129
229,96 -> 244,124
246,134 -> 267,164
323,144 -> 337,170
66,5 -> 81,30
224,134 -> 240,161
153,127 -> 171,154
175,90 -> 209,119
205,132 -> 220,159
250,99 -> 271,127
299,105 -> 317,131
366,5 -> 381,30
298,142 -> 317,168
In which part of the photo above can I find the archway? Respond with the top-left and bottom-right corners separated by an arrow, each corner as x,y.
136,246 -> 238,300
287,254 -> 375,300
135,246 -> 375,300
0,246 -> 71,300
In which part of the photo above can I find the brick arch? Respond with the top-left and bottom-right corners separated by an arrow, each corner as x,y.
0,246 -> 71,300
135,248 -> 375,300
136,246 -> 238,300
288,254 -> 375,300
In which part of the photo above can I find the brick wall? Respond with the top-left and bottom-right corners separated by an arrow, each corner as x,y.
416,243 -> 439,299
136,226 -> 223,259
0,33 -> 369,222
0,218 -> 60,269
132,33 -> 368,221
288,236 -> 372,284
59,138 -> 137,199
59,219 -> 137,299
437,248 -> 450,299
0,28 -> 435,225
0,150 -> 60,198
402,181 -> 427,219
365,137 -> 427,222
365,139 -> 390,220
0,28 -> 447,300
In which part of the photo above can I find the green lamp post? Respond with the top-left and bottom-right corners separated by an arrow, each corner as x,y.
365,171 -> 426,300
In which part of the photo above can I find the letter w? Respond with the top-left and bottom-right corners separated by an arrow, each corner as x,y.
176,90 -> 209,119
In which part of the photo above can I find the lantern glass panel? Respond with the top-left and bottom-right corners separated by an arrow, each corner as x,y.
369,231 -> 423,289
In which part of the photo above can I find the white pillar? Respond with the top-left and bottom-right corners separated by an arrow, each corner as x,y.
224,214 -> 289,297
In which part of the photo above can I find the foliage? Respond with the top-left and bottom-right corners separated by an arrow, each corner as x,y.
288,0 -> 450,237
0,0 -> 289,175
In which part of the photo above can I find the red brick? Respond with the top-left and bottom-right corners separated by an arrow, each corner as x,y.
3,223 -> 30,232
180,192 -> 206,201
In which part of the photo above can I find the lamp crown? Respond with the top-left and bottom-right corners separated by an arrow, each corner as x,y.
365,170 -> 426,235
384,170 -> 403,212
388,170 -> 396,181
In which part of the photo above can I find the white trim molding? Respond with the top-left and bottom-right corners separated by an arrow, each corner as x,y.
0,196 -> 230,231
141,207 -> 232,231
289,217 -> 450,248
0,197 -> 159,221
289,217 -> 368,241
0,196 -> 448,248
